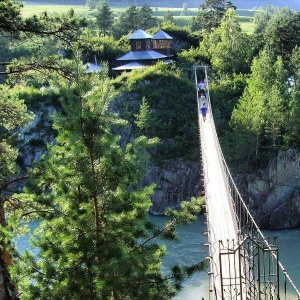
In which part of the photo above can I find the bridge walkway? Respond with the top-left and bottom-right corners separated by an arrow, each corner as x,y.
194,65 -> 300,300
197,81 -> 248,299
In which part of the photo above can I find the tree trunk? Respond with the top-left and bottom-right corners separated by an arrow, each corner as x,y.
0,199 -> 19,300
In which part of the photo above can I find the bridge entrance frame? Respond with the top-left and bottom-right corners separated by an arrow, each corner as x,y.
193,64 -> 300,300
218,234 -> 279,299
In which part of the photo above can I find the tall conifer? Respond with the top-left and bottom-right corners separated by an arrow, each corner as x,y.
14,66 -> 179,299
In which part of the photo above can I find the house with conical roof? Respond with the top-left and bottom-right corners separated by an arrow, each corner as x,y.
152,29 -> 173,56
113,29 -> 173,71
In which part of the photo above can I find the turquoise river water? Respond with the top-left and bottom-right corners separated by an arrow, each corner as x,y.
16,215 -> 300,299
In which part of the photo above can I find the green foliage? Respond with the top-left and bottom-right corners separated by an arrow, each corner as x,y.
0,83 -> 34,299
0,85 -> 34,182
13,68 -> 179,299
0,6 -> 87,83
113,5 -> 139,39
177,46 -> 204,68
199,9 -> 254,76
0,0 -> 23,35
115,62 -> 199,161
138,5 -> 157,30
284,47 -> 300,149
113,5 -> 157,39
228,49 -> 289,171
209,73 -> 247,135
95,1 -> 113,35
171,260 -> 208,290
190,0 -> 237,32
163,10 -> 175,24
0,4 -> 87,298
79,33 -> 129,67
134,96 -> 154,136
263,7 -> 300,56
166,197 -> 204,224
253,6 -> 275,34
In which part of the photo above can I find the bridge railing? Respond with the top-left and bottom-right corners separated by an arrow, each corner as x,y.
194,64 -> 300,300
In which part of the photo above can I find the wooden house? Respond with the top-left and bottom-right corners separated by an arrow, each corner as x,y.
113,29 -> 173,71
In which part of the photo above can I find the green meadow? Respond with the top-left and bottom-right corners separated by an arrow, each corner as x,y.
21,2 -> 255,34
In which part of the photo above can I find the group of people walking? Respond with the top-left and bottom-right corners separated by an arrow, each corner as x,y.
197,80 -> 208,122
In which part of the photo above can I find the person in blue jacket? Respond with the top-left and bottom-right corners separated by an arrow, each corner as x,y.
200,104 -> 208,122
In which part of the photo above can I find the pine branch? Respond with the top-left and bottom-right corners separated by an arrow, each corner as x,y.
0,175 -> 29,193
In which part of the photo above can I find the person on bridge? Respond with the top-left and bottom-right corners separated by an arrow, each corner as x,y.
199,92 -> 206,106
200,104 -> 208,122
198,80 -> 206,95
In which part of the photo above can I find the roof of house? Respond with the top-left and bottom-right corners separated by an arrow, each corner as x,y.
112,62 -> 146,71
152,30 -> 173,40
129,29 -> 153,40
116,50 -> 167,61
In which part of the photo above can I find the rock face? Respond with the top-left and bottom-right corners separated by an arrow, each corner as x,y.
143,159 -> 201,215
18,103 -> 57,171
18,102 -> 300,227
16,102 -> 202,216
236,149 -> 300,229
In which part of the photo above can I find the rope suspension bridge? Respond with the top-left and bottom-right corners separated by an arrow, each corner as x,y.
193,65 -> 300,300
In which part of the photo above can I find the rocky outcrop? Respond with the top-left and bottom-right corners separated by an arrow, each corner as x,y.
17,103 -> 57,173
237,149 -> 300,229
143,159 -> 201,215
16,102 -> 201,216
16,98 -> 300,226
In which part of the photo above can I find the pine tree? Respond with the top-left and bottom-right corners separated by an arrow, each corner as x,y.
200,8 -> 253,75
137,5 -> 157,30
191,0 -> 236,32
114,5 -> 139,38
0,85 -> 33,300
13,65 -> 201,299
134,96 -> 153,136
230,49 -> 288,170
96,1 -> 113,36
0,3 -> 85,298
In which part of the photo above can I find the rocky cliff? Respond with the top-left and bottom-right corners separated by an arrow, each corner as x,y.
236,149 -> 300,230
17,99 -> 300,228
16,100 -> 202,215
144,158 -> 201,215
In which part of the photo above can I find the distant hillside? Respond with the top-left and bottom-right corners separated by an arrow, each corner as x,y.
22,0 -> 300,11
232,0 -> 300,10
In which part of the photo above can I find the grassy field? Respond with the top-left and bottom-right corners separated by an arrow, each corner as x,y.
21,3 -> 255,34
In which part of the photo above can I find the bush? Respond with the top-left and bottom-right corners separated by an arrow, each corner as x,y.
115,62 -> 199,161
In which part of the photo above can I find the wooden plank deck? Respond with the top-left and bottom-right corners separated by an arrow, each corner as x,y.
198,106 -> 246,299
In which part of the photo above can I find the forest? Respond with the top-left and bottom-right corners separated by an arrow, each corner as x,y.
1,0 -> 300,299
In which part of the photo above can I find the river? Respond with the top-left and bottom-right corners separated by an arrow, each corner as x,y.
16,215 -> 300,299
159,215 -> 300,299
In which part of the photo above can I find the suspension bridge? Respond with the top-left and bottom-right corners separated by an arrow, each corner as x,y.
194,65 -> 300,300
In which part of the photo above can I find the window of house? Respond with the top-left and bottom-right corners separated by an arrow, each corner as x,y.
136,41 -> 141,49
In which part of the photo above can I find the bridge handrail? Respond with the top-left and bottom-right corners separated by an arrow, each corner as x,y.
193,64 -> 300,298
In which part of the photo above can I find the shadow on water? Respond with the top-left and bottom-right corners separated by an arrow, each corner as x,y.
150,216 -> 300,299
149,214 -> 210,300
15,218 -> 300,299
